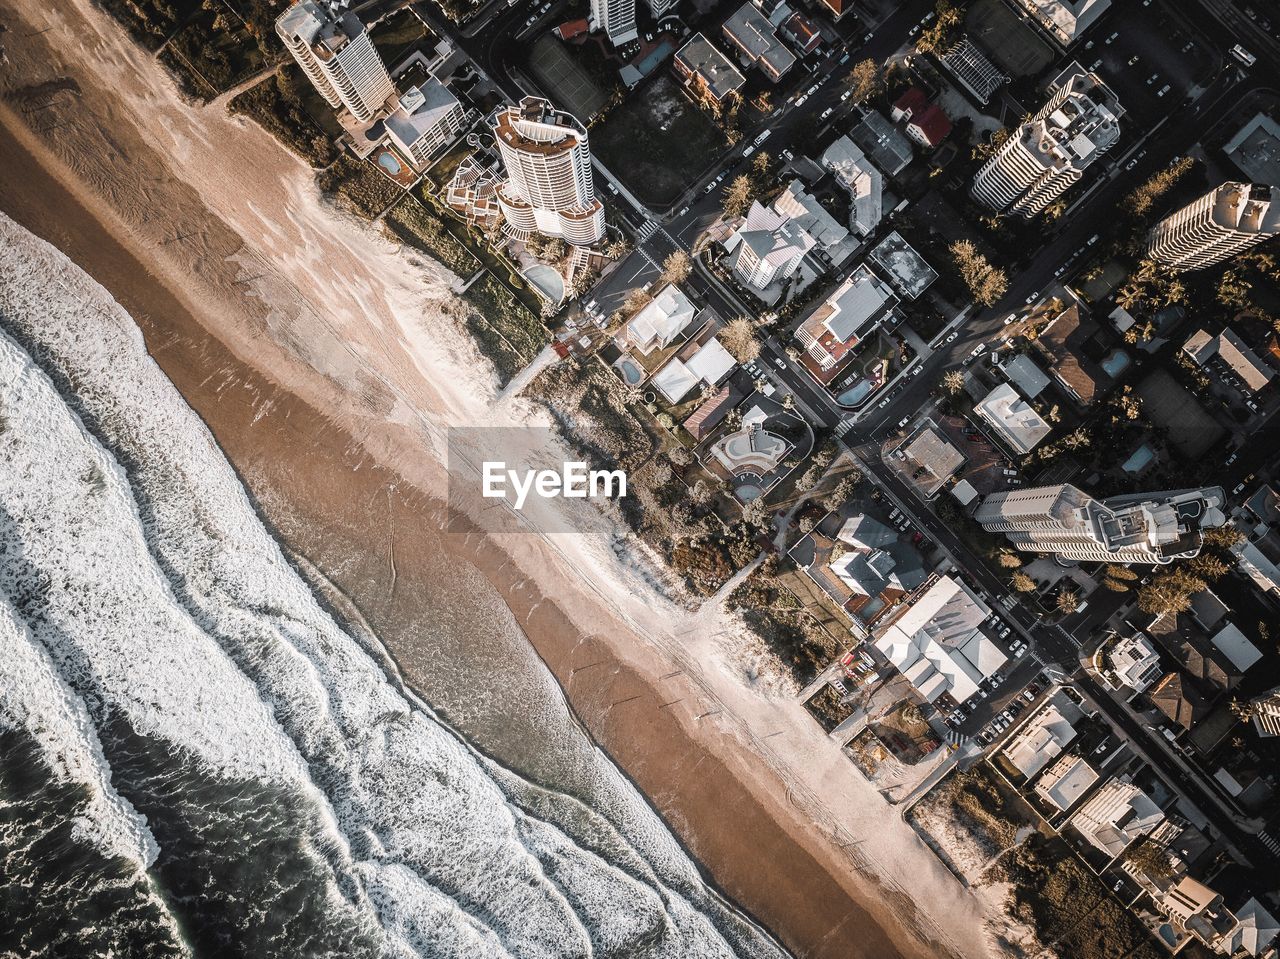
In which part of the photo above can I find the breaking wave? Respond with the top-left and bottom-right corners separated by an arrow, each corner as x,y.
0,212 -> 789,958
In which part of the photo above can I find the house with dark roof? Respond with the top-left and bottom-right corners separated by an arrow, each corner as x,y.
722,3 -> 796,82
1032,295 -> 1123,406
1150,672 -> 1215,732
673,33 -> 746,105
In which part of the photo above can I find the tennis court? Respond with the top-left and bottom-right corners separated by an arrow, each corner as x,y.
965,0 -> 1054,79
528,35 -> 608,120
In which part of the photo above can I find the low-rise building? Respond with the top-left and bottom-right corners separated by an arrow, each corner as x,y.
794,266 -> 898,381
1209,622 -> 1263,675
444,155 -> 502,229
891,424 -> 966,499
890,88 -> 953,148
672,33 -> 746,105
1034,754 -> 1099,813
722,3 -> 796,82
1182,327 -> 1276,392
974,383 -> 1052,455
1102,632 -> 1163,693
819,136 -> 884,236
624,283 -> 695,355
1000,694 -> 1082,779
1251,686 -> 1280,738
650,336 -> 737,403
998,352 -> 1051,399
866,231 -> 937,300
872,575 -> 1005,706
851,111 -> 914,176
772,180 -> 850,250
1068,774 -> 1163,860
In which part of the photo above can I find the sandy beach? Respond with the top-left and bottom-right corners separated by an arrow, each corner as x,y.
0,2 -> 999,956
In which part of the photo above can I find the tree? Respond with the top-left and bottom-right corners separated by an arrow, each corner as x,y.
1184,552 -> 1230,582
1103,564 -> 1138,582
623,287 -> 653,315
658,250 -> 692,288
720,316 -> 761,363
722,175 -> 755,218
950,240 -> 1008,307
798,515 -> 817,534
689,480 -> 712,505
668,446 -> 692,467
996,551 -> 1022,569
941,369 -> 966,396
751,151 -> 773,180
604,237 -> 631,259
915,0 -> 961,55
751,91 -> 774,113
1122,157 -> 1195,220
843,58 -> 883,105
742,498 -> 769,529
824,475 -> 860,510
1138,568 -> 1208,616
1201,526 -> 1244,550
1011,571 -> 1036,593
1056,588 -> 1080,615
1125,839 -> 1174,881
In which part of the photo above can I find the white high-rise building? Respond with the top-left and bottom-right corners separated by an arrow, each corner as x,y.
975,484 -> 1227,564
972,64 -> 1122,217
589,0 -> 639,45
492,97 -> 605,247
1147,182 -> 1280,271
276,1 -> 394,123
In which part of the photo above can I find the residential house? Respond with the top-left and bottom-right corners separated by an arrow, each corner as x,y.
772,180 -> 850,251
624,283 -> 696,355
1068,774 -> 1163,860
890,87 -> 953,148
1102,632 -> 1163,693
672,33 -> 746,105
851,110 -> 914,176
1000,693 -> 1083,779
974,383 -> 1052,455
650,336 -> 737,403
892,423 -> 966,498
1034,754 -> 1099,813
867,231 -> 937,300
819,136 -> 884,236
722,3 -> 796,82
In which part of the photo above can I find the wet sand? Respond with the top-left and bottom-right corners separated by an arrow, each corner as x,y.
0,2 -> 995,956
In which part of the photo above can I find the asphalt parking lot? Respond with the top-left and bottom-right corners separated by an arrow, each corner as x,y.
1079,1 -> 1220,127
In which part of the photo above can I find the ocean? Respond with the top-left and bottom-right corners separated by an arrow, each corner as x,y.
0,212 -> 790,958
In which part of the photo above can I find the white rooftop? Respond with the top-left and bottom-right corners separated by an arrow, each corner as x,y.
1070,775 -> 1163,859
686,337 -> 737,385
872,576 -> 1001,704
1034,754 -> 1099,812
1000,353 -> 1051,398
819,136 -> 884,236
626,283 -> 695,354
651,357 -> 699,403
1211,622 -> 1262,673
975,383 -> 1052,455
1001,696 -> 1081,778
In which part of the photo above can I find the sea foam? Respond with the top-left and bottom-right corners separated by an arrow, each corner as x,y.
0,214 -> 788,958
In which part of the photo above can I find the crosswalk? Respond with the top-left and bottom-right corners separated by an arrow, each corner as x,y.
1260,831 -> 1280,857
636,219 -> 660,242
945,729 -> 970,748
835,417 -> 854,437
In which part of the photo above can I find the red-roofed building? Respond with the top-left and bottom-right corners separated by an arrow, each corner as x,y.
557,18 -> 590,40
779,11 -> 821,56
815,0 -> 850,20
891,88 -> 952,148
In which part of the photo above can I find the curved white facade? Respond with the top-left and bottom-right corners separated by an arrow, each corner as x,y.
972,65 -> 1122,218
492,98 -> 604,246
1147,182 -> 1280,271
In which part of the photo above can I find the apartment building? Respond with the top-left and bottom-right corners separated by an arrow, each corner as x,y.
384,78 -> 467,167
589,0 -> 638,45
972,64 -> 1122,217
1148,182 -> 1280,271
276,1 -> 394,122
492,97 -> 605,246
975,484 -> 1227,564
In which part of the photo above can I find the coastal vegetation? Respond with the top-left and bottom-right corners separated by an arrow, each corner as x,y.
989,834 -> 1164,959
384,197 -> 481,277
729,564 -> 842,685
229,69 -> 340,168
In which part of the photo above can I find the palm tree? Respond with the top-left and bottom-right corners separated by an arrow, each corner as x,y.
941,369 -> 965,395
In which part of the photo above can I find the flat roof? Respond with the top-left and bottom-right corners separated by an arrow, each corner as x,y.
1224,113 -> 1280,187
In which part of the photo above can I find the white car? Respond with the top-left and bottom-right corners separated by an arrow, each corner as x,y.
820,107 -> 834,120
1024,291 -> 1039,304
945,330 -> 959,342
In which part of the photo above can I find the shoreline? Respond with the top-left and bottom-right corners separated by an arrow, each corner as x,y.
0,3 -> 996,956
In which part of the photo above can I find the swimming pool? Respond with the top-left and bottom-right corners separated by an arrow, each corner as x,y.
1100,349 -> 1131,378
614,356 -> 643,385
377,153 -> 404,176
